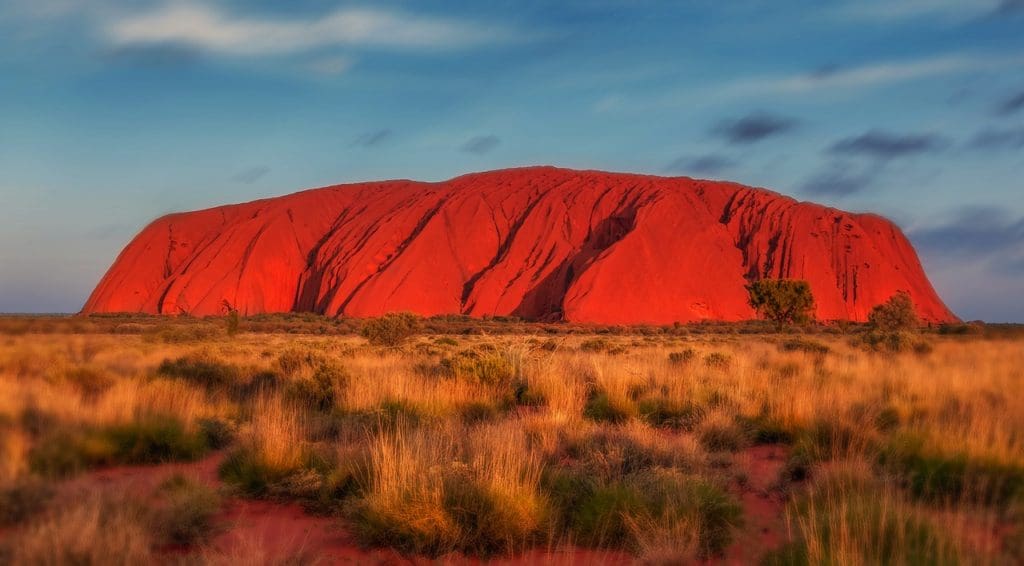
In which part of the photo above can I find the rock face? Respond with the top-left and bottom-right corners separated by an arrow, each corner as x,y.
82,167 -> 956,324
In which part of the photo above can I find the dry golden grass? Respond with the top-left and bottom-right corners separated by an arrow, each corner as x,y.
0,322 -> 1021,563
8,492 -> 153,566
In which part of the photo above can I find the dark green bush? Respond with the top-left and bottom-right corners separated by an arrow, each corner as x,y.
746,279 -> 816,326
197,417 -> 235,449
510,379 -> 546,407
218,448 -> 288,496
736,414 -> 795,445
868,291 -> 920,332
774,474 -> 961,565
460,401 -> 502,424
877,433 -> 1024,507
285,363 -> 346,411
29,416 -> 207,477
276,348 -> 326,378
704,352 -> 732,369
0,478 -> 54,526
442,474 -> 549,556
779,338 -> 830,355
668,349 -> 697,364
553,470 -> 741,557
102,416 -> 208,464
151,474 -> 221,545
698,421 -> 748,452
360,313 -> 422,347
157,353 -> 241,388
439,351 -> 515,385
64,366 -> 115,399
637,398 -> 705,431
583,392 -> 631,424
579,338 -> 609,352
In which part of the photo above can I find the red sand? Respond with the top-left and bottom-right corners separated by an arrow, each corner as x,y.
704,445 -> 790,566
57,453 -> 631,565
83,166 -> 956,324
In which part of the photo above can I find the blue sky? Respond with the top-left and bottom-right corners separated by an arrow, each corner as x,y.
1,0 -> 1023,320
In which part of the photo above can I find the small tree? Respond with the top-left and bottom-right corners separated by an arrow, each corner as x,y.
861,292 -> 928,353
222,300 -> 240,337
360,312 -> 422,347
746,279 -> 816,327
868,291 -> 919,332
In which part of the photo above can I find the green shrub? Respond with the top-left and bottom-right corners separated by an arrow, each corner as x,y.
459,401 -> 501,425
151,474 -> 221,545
218,447 -> 292,496
29,416 -> 207,477
510,380 -> 546,407
704,352 -> 732,369
225,308 -> 241,337
774,472 -> 962,565
285,363 -> 346,411
350,499 -> 459,556
157,353 -> 241,388
376,400 -> 425,429
698,421 -> 748,452
583,392 -> 632,424
103,416 -> 208,465
63,366 -> 115,399
668,349 -> 697,364
439,351 -> 516,385
558,428 -> 694,480
859,292 -> 931,354
746,279 -> 816,326
579,338 -> 609,352
0,478 -> 54,526
29,428 -> 110,477
361,313 -> 422,347
877,433 -> 1024,507
570,482 -> 646,547
859,330 -> 932,354
556,470 -> 741,557
779,338 -> 830,355
443,474 -> 550,556
637,398 -> 705,431
276,348 -> 326,378
736,414 -> 795,445
197,417 -> 235,450
868,291 -> 920,332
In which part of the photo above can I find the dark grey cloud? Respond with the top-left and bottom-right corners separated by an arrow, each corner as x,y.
103,44 -> 200,67
712,112 -> 798,145
352,129 -> 392,147
828,130 -> 948,160
995,90 -> 1024,116
910,207 -> 1024,256
665,154 -> 736,176
231,166 -> 271,184
995,0 -> 1024,15
800,161 -> 879,197
461,135 -> 501,154
969,127 -> 1024,150
808,63 -> 842,79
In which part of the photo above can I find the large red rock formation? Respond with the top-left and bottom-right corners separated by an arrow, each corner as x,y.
82,167 -> 956,324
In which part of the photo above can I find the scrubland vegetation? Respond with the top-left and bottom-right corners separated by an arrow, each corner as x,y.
0,314 -> 1021,564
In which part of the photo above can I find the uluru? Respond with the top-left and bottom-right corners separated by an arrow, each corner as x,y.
82,166 -> 956,324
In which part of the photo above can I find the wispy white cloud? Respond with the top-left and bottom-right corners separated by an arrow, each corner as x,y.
598,51 -> 1024,113
829,0 -> 1000,23
305,55 -> 354,76
722,53 -> 1024,97
104,2 -> 518,56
